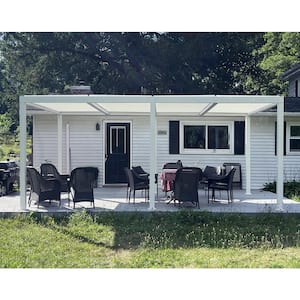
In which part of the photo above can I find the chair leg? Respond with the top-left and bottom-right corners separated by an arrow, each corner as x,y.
128,189 -> 131,203
207,187 -> 210,203
126,185 -> 129,201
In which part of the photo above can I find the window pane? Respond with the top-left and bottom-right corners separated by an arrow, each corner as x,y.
290,139 -> 300,152
208,126 -> 229,149
184,125 -> 205,149
291,126 -> 300,137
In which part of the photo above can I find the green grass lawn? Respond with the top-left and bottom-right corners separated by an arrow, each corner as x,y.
1,210 -> 300,268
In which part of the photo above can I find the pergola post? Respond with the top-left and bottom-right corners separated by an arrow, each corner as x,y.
149,100 -> 157,210
57,114 -> 63,173
245,115 -> 251,195
19,97 -> 27,210
276,101 -> 284,210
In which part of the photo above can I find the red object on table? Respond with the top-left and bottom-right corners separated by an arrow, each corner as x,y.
160,169 -> 177,192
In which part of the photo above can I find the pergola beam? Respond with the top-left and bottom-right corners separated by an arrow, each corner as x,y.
22,94 -> 282,104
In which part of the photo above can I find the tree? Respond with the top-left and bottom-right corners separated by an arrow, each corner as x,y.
0,113 -> 13,143
0,31 -> 272,132
253,32 -> 300,95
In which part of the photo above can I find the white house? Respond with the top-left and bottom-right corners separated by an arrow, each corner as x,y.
19,94 -> 286,211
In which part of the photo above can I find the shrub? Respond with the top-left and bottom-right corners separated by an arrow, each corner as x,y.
263,180 -> 300,200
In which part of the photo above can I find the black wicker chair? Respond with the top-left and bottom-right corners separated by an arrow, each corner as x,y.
207,168 -> 236,203
27,167 -> 61,207
163,160 -> 183,169
132,166 -> 149,178
132,166 -> 159,200
40,162 -> 70,190
172,167 -> 202,208
124,167 -> 149,203
70,167 -> 97,208
200,166 -> 220,194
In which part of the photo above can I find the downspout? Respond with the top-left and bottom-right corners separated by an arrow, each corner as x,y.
66,123 -> 70,173
245,115 -> 251,195
57,114 -> 63,173
149,99 -> 157,210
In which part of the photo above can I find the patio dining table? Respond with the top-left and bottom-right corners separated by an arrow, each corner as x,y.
160,168 -> 178,192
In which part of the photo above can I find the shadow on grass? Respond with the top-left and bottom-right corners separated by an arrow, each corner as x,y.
31,210 -> 300,250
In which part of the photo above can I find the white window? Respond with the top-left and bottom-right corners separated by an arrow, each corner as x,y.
287,123 -> 300,154
180,121 -> 233,154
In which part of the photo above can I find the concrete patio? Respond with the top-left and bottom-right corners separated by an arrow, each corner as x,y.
1,186 -> 300,214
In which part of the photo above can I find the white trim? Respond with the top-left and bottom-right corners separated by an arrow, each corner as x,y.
286,122 -> 300,155
179,121 -> 234,155
149,101 -> 157,210
103,120 -> 133,186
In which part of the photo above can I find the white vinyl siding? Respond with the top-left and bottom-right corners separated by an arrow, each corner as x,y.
33,114 -> 300,190
34,115 -> 103,184
251,116 -> 300,188
33,115 -> 59,168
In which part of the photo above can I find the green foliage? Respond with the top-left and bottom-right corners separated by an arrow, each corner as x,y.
0,136 -> 31,160
0,32 -> 266,132
255,32 -> 300,95
1,212 -> 300,268
1,31 -> 300,133
263,180 -> 300,201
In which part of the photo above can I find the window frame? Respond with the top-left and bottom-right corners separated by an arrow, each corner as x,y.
287,123 -> 300,155
180,121 -> 234,154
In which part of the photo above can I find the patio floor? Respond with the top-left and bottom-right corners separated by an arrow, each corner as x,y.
1,186 -> 300,213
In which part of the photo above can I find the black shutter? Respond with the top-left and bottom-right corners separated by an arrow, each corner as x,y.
234,121 -> 245,155
169,121 -> 180,154
275,121 -> 286,155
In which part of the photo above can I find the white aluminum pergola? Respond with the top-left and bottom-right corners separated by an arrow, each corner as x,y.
19,94 -> 285,211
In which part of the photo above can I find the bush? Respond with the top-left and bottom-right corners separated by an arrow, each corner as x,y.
263,180 -> 300,200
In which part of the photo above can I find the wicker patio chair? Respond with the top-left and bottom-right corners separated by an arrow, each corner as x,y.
207,167 -> 236,203
124,167 -> 149,203
70,167 -> 97,208
163,160 -> 183,169
172,167 -> 202,208
27,167 -> 61,207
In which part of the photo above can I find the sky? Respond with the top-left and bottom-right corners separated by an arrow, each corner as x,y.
1,0 -> 299,32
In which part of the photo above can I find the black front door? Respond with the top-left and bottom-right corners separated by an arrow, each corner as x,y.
105,123 -> 130,184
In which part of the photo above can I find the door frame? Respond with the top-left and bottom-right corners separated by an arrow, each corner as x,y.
103,120 -> 132,185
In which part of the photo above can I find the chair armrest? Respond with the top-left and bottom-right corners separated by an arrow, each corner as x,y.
132,169 -> 149,183
207,175 -> 228,185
